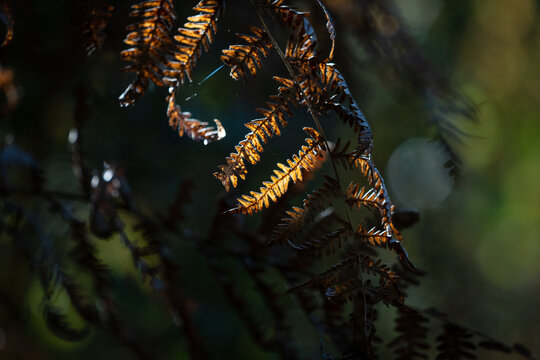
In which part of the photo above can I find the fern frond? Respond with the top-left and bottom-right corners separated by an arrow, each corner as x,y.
346,182 -> 385,212
164,0 -> 220,85
314,63 -> 374,153
214,77 -> 298,191
0,2 -> 13,47
290,226 -> 352,257
269,0 -> 318,47
290,255 -> 399,304
355,223 -> 392,249
288,255 -> 359,294
349,293 -> 379,359
389,306 -> 430,360
362,257 -> 400,291
226,127 -> 324,215
119,0 -> 177,106
166,89 -> 225,142
273,176 -> 340,245
221,26 -> 273,83
436,323 -> 477,359
334,148 -> 402,240
285,32 -> 317,63
75,0 -> 114,57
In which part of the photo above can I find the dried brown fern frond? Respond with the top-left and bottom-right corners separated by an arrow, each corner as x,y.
285,31 -> 317,64
355,223 -> 392,249
289,225 -> 352,257
214,76 -> 298,191
74,0 -> 114,57
289,254 -> 400,304
221,26 -> 273,82
333,147 -> 400,238
272,176 -> 340,245
269,0 -> 318,48
346,182 -> 385,213
166,89 -> 225,143
225,127 -> 324,215
119,0 -> 177,106
0,2 -> 13,48
164,0 -> 220,85
306,63 -> 373,153
288,255 -> 359,295
284,207 -> 346,249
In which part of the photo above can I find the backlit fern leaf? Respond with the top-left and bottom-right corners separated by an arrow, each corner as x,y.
119,0 -> 177,106
225,127 -> 324,215
221,26 -> 273,82
299,62 -> 374,153
166,89 -> 225,142
355,224 -> 392,248
346,182 -> 385,212
164,0 -> 220,85
214,76 -> 298,191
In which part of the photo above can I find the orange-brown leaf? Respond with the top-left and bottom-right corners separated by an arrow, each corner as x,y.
164,0 -> 220,85
119,0 -> 177,106
221,26 -> 273,83
225,127 -> 324,215
166,89 -> 226,143
214,77 -> 298,191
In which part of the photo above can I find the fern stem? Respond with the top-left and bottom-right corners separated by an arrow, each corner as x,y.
249,0 -> 354,232
249,0 -> 370,344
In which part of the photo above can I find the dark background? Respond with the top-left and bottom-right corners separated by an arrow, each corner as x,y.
0,0 -> 539,358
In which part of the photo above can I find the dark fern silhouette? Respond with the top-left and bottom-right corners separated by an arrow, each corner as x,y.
0,0 -> 535,359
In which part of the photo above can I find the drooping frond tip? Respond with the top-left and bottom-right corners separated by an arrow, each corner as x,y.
221,26 -> 273,83
225,127 -> 324,215
167,89 -> 225,143
315,0 -> 336,60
